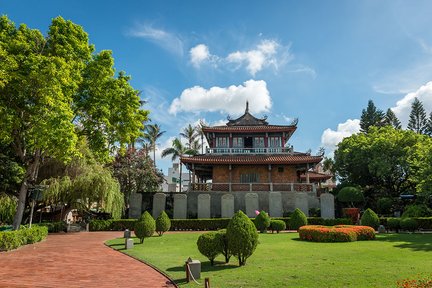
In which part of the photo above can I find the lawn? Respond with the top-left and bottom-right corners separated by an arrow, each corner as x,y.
106,232 -> 432,287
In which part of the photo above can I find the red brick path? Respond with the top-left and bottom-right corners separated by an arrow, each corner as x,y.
0,232 -> 176,288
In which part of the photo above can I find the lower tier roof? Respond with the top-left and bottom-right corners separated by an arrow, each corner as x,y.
181,154 -> 322,165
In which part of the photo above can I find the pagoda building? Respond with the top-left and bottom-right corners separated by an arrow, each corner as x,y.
181,102 -> 324,194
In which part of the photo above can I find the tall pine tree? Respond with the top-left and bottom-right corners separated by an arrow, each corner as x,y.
426,112 -> 432,136
407,98 -> 427,134
384,108 -> 401,129
360,100 -> 385,133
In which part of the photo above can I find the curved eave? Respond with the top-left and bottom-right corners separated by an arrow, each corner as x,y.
202,125 -> 297,133
181,154 -> 322,165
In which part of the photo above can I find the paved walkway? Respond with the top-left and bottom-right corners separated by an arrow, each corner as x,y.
0,232 -> 176,288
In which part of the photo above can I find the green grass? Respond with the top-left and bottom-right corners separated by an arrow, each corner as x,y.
106,232 -> 432,287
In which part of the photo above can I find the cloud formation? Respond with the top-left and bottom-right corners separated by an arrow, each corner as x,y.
320,119 -> 361,155
391,81 -> 432,127
169,79 -> 271,115
189,39 -> 293,76
129,24 -> 183,56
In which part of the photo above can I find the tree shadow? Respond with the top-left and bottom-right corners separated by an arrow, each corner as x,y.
167,261 -> 238,285
376,233 -> 432,252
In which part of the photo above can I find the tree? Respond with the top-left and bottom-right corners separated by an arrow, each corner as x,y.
289,208 -> 308,230
161,138 -> 195,192
180,124 -> 198,149
360,100 -> 385,133
155,211 -> 171,236
226,211 -> 259,266
112,147 -> 164,213
196,231 -> 222,266
337,186 -> 364,208
407,98 -> 428,134
134,211 -> 155,244
197,120 -> 208,154
333,126 -> 431,200
426,112 -> 432,136
0,16 -> 147,229
384,108 -> 401,129
142,124 -> 165,167
254,210 -> 270,233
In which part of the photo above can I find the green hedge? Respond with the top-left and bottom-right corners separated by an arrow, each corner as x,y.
36,222 -> 65,233
0,226 -> 48,251
381,217 -> 432,231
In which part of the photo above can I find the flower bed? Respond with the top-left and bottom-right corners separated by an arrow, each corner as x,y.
299,225 -> 375,242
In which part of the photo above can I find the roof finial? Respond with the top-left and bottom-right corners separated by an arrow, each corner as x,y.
245,100 -> 249,113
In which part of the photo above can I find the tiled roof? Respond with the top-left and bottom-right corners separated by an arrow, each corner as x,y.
181,154 -> 322,165
300,172 -> 332,180
202,125 -> 296,133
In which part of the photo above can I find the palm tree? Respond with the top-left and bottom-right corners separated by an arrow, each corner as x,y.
143,124 -> 166,167
180,124 -> 198,149
161,138 -> 195,192
197,120 -> 208,154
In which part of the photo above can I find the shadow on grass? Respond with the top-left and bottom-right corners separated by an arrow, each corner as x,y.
376,233 -> 432,252
168,261 -> 238,285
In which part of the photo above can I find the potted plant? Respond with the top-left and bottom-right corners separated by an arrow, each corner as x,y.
337,186 -> 364,223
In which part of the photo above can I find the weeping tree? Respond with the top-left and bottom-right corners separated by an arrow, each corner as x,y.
0,193 -> 17,224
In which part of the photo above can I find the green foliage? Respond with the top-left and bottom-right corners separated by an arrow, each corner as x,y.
360,100 -> 385,133
36,222 -> 65,233
169,218 -> 231,231
269,220 -> 286,233
376,198 -> 394,215
156,211 -> 171,236
384,108 -> 402,129
400,218 -> 419,232
360,208 -> 380,230
289,208 -> 308,230
254,210 -> 271,233
402,204 -> 432,218
386,218 -> 401,232
334,126 -> 432,199
216,229 -> 231,263
196,232 -> 222,266
0,225 -> 48,251
226,211 -> 259,266
337,187 -> 364,207
407,98 -> 428,134
141,123 -> 166,166
0,193 -> 17,224
134,211 -> 155,243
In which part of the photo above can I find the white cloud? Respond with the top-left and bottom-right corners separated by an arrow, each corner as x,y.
190,44 -> 213,68
128,24 -> 183,56
169,79 -> 271,115
320,119 -> 361,156
391,81 -> 432,127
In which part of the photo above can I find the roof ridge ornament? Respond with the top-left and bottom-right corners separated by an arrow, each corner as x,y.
245,101 -> 249,113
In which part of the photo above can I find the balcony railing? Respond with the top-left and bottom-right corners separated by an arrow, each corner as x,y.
189,182 -> 314,192
206,147 -> 293,154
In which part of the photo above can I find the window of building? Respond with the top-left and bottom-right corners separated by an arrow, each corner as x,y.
232,137 -> 243,147
216,137 -> 229,147
254,137 -> 265,148
278,166 -> 284,173
269,137 -> 281,147
240,173 -> 259,183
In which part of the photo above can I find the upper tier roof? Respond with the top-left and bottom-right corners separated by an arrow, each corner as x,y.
226,101 -> 269,126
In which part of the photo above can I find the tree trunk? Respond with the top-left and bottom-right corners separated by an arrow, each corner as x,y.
153,146 -> 156,167
179,162 -> 182,192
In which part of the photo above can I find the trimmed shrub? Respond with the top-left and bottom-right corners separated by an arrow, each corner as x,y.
337,186 -> 364,207
360,208 -> 380,230
400,218 -> 418,232
170,218 -> 230,231
269,220 -> 286,233
196,232 -> 222,265
217,229 -> 231,263
254,211 -> 271,233
0,226 -> 48,251
402,204 -> 432,218
156,211 -> 171,236
299,225 -> 375,242
290,208 -> 308,231
110,219 -> 137,231
226,211 -> 259,266
89,219 -> 113,231
387,218 -> 401,232
336,225 -> 376,240
134,211 -> 156,244
37,222 -> 65,233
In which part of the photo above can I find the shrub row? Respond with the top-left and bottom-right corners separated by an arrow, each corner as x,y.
380,217 -> 432,231
89,219 -> 137,231
0,226 -> 48,251
36,222 -> 65,233
299,225 -> 375,242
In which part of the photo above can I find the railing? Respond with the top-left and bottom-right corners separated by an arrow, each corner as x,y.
206,147 -> 293,154
189,182 -> 314,192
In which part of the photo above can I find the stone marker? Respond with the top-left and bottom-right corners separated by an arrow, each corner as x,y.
320,193 -> 335,219
128,192 -> 142,219
125,238 -> 134,250
269,192 -> 282,217
198,194 -> 211,219
152,193 -> 166,218
173,194 -> 187,219
245,193 -> 259,218
221,194 -> 235,218
294,192 -> 309,216
186,257 -> 201,280
124,229 -> 131,238
378,225 -> 386,233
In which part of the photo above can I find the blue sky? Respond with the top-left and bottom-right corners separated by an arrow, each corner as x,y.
3,1 -> 432,174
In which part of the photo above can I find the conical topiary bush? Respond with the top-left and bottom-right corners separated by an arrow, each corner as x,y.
156,211 -> 171,236
290,208 -> 308,231
134,211 -> 156,244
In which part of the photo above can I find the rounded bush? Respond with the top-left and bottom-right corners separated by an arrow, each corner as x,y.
387,218 -> 401,232
134,211 -> 155,243
217,229 -> 231,263
197,232 -> 222,266
226,211 -> 259,266
290,208 -> 308,231
376,198 -> 394,215
360,208 -> 380,230
270,220 -> 286,233
337,187 -> 364,207
254,211 -> 270,233
156,211 -> 171,236
400,218 -> 418,232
